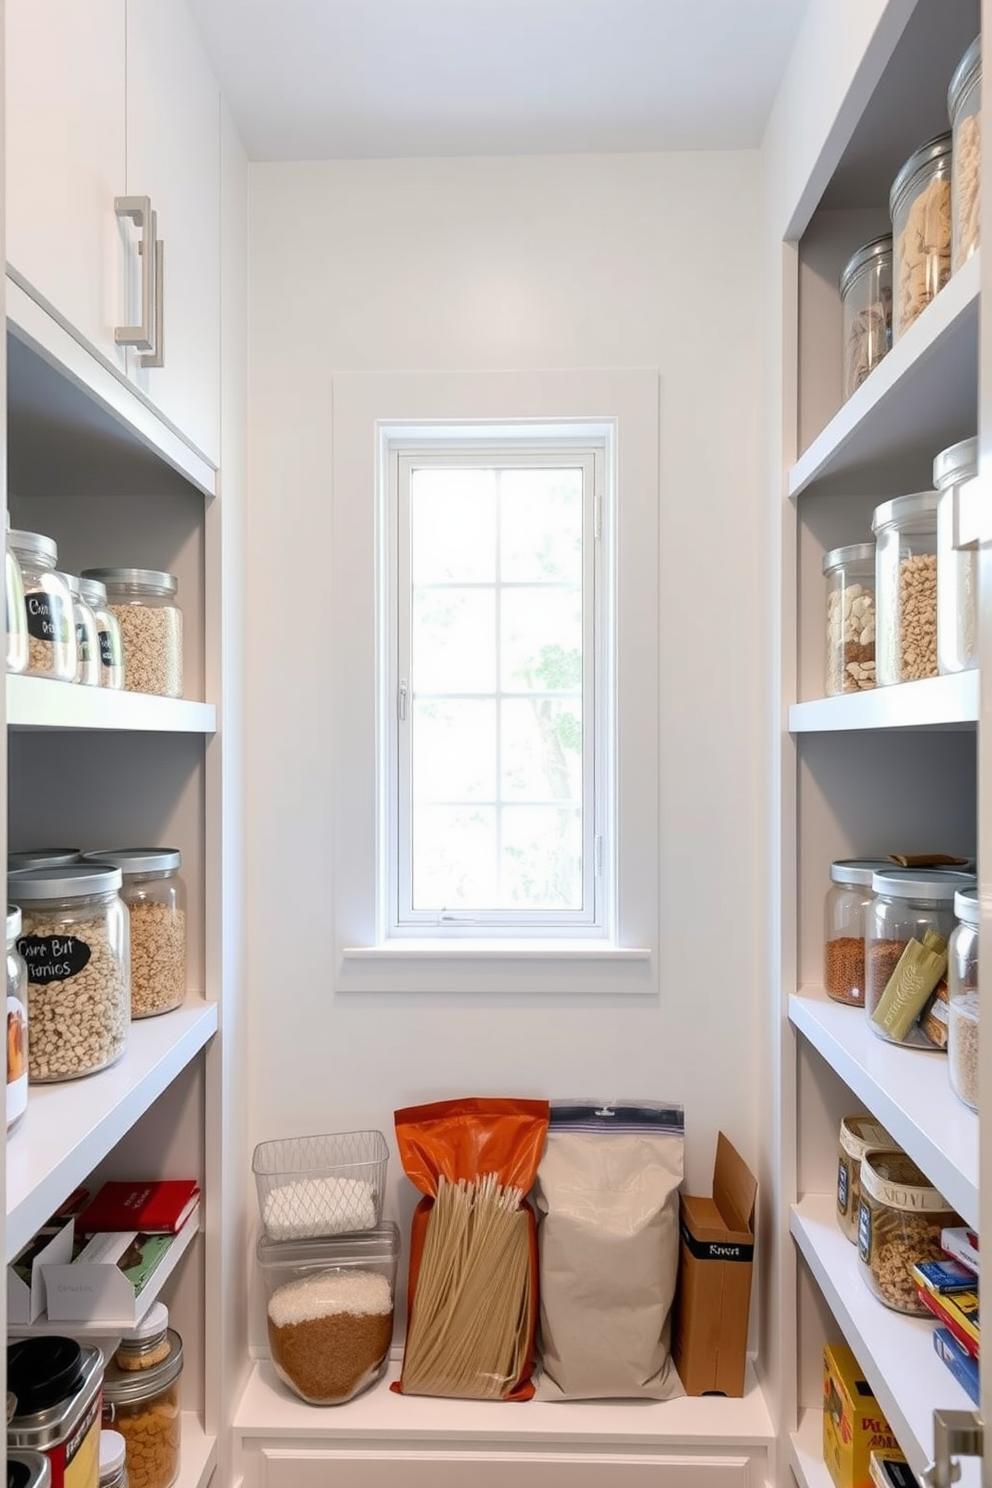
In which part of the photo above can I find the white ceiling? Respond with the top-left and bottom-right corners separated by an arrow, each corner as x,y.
186,0 -> 810,162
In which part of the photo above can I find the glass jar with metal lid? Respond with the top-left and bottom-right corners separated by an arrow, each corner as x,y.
60,576 -> 101,688
823,544 -> 876,695
949,34 -> 981,270
7,1337 -> 104,1488
7,1451 -> 53,1488
81,569 -> 183,699
889,133 -> 952,340
8,865 -> 130,1082
933,436 -> 978,674
857,1149 -> 959,1312
948,886 -> 979,1112
7,905 -> 28,1132
7,517 -> 29,676
872,490 -> 939,685
102,1316 -> 182,1488
9,531 -> 77,683
837,1115 -> 895,1244
865,867 -> 974,1047
81,851 -> 186,1018
97,1433 -> 127,1488
77,578 -> 124,690
824,859 -> 893,1006
840,236 -> 892,399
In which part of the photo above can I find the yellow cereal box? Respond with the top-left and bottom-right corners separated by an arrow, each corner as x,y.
823,1342 -> 899,1488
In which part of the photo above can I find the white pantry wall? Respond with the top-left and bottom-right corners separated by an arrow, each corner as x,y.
244,151 -> 765,1333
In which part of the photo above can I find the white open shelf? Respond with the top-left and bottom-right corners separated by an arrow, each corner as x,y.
791,1196 -> 979,1486
789,1409 -> 830,1488
176,1415 -> 217,1488
790,987 -> 977,1227
789,671 -> 979,734
5,998 -> 218,1261
7,673 -> 216,732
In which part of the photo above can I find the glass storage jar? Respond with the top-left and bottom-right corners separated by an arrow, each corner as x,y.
7,1338 -> 104,1488
77,578 -> 124,690
837,1115 -> 895,1244
8,864 -> 130,1082
839,236 -> 892,399
933,436 -> 978,674
824,858 -> 893,1005
823,544 -> 876,695
858,1149 -> 959,1313
81,851 -> 186,1018
61,575 -> 101,688
98,1433 -> 128,1488
7,905 -> 28,1134
872,490 -> 939,684
102,1314 -> 182,1488
865,867 -> 974,1047
949,34 -> 981,270
948,886 -> 979,1112
890,133 -> 952,340
9,530 -> 76,683
81,569 -> 183,699
7,519 -> 28,676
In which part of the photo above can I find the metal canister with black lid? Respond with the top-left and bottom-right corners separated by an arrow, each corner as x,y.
7,1338 -> 104,1488
8,1453 -> 53,1488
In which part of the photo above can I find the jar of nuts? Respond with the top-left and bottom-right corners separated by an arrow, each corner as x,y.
9,530 -> 77,683
8,864 -> 130,1082
948,886 -> 979,1112
865,867 -> 975,1048
837,1115 -> 895,1244
77,576 -> 125,690
839,236 -> 892,400
61,574 -> 102,688
102,1313 -> 183,1488
824,858 -> 893,1006
6,517 -> 28,676
871,490 -> 939,685
81,568 -> 183,699
949,35 -> 981,272
858,1149 -> 959,1313
889,133 -> 952,341
823,544 -> 876,695
7,904 -> 28,1133
933,436 -> 978,675
81,850 -> 186,1018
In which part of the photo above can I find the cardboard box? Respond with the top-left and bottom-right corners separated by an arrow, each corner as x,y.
823,1342 -> 898,1488
42,1205 -> 199,1328
671,1131 -> 757,1396
7,1218 -> 75,1324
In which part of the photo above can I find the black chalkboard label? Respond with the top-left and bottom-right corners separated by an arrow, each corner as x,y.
17,935 -> 92,984
99,630 -> 114,668
25,592 -> 70,645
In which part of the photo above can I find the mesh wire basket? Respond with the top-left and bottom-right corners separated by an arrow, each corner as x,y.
252,1130 -> 389,1240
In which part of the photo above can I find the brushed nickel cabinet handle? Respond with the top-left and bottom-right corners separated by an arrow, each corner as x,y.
114,195 -> 155,351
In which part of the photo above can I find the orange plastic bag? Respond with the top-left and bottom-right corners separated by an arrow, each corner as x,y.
393,1097 -> 549,1401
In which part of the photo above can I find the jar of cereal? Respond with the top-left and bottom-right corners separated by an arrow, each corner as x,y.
9,530 -> 76,683
858,1149 -> 959,1312
889,133 -> 952,340
948,886 -> 979,1112
872,491 -> 939,685
865,867 -> 974,1047
81,850 -> 186,1018
949,35 -> 981,271
81,568 -> 183,699
7,905 -> 28,1133
102,1312 -> 182,1488
823,544 -> 876,695
824,858 -> 892,1006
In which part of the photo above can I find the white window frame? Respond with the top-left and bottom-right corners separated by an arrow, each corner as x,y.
384,432 -> 611,937
331,369 -> 660,996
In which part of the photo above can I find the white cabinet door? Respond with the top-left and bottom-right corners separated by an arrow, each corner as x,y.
125,0 -> 221,466
6,0 -> 127,371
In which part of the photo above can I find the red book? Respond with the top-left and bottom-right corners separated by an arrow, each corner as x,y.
916,1284 -> 980,1361
75,1179 -> 200,1235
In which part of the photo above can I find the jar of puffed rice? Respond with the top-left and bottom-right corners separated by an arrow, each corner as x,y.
949,35 -> 981,271
872,490 -> 939,685
9,530 -> 76,683
81,568 -> 183,699
81,849 -> 186,1018
889,133 -> 952,340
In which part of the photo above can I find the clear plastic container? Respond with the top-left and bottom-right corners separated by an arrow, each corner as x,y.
858,1149 -> 959,1312
61,574 -> 102,687
865,867 -> 975,1047
8,864 -> 130,1081
890,133 -> 952,340
839,236 -> 892,399
948,886 -> 979,1112
933,436 -> 978,674
872,490 -> 939,684
7,1339 -> 104,1488
81,568 -> 183,699
98,1431 -> 128,1488
252,1130 -> 389,1240
7,905 -> 28,1133
837,1115 -> 896,1244
824,859 -> 893,1006
82,850 -> 186,1018
949,35 -> 981,271
7,518 -> 29,675
823,544 -> 876,695
78,577 -> 125,690
102,1318 -> 182,1488
9,530 -> 77,683
256,1222 -> 400,1405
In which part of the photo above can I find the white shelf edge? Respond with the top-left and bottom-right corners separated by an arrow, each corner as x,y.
7,674 -> 216,733
789,1409 -> 830,1488
791,1197 -> 981,1485
6,999 -> 218,1261
789,988 -> 978,1227
234,1359 -> 775,1448
789,671 -> 979,734
176,1415 -> 217,1488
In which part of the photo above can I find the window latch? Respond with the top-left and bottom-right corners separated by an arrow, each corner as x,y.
398,680 -> 408,721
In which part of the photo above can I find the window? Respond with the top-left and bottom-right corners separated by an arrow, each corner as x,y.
384,432 -> 611,936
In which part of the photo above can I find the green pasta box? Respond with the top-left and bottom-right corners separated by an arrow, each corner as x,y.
823,1342 -> 898,1488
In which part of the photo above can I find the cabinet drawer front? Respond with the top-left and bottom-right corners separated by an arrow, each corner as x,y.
259,1447 -> 754,1488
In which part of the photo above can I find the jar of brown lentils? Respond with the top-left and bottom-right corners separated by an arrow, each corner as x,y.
857,1149 -> 959,1313
824,859 -> 892,1006
102,1306 -> 182,1488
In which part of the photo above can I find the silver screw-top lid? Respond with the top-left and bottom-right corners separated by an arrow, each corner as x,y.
933,437 -> 978,491
839,235 -> 893,299
822,543 -> 875,574
871,866 -> 976,902
871,489 -> 938,532
80,567 -> 177,595
8,864 -> 123,899
83,848 -> 181,875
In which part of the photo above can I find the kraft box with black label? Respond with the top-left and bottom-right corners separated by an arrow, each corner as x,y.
671,1131 -> 757,1396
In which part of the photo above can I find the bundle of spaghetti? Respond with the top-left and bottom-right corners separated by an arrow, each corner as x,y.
401,1172 -> 532,1398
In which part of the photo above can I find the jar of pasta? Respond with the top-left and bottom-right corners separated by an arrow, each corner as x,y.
824,859 -> 892,1005
872,491 -> 939,685
934,436 -> 978,674
837,1115 -> 895,1244
839,236 -> 892,399
102,1314 -> 182,1488
9,530 -> 76,683
78,577 -> 125,690
81,850 -> 186,1018
62,575 -> 101,687
6,518 -> 28,675
8,864 -> 130,1081
949,34 -> 981,271
858,1149 -> 959,1312
948,886 -> 979,1112
865,867 -> 974,1047
81,568 -> 183,699
889,133 -> 952,340
7,905 -> 28,1133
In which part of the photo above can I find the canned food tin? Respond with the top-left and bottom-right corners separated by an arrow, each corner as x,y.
7,1339 -> 103,1488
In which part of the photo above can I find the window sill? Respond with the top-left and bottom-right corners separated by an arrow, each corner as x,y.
343,940 -> 651,961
